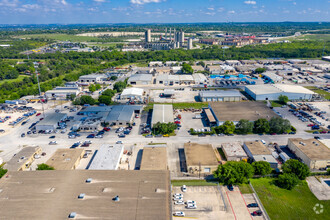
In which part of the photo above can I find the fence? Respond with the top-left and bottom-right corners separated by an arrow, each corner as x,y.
249,182 -> 271,220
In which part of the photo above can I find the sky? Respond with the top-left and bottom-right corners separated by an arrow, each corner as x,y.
0,0 -> 329,24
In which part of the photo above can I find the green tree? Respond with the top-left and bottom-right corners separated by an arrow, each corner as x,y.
327,168 -> 330,175
0,167 -> 8,179
37,163 -> 55,170
181,63 -> 193,74
110,75 -> 118,81
198,61 -> 205,67
255,67 -> 266,74
213,161 -> 254,185
153,122 -> 177,135
73,95 -> 96,105
252,161 -> 272,176
254,118 -> 270,134
95,84 -> 101,90
89,84 -> 96,92
113,81 -> 127,92
278,95 -> 289,104
276,173 -> 300,190
269,117 -> 291,134
221,121 -> 236,134
68,93 -> 76,101
102,89 -> 116,97
282,159 -> 310,180
236,119 -> 254,134
98,95 -> 112,105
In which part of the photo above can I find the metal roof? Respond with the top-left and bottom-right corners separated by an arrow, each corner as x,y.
105,105 -> 142,122
151,104 -> 174,125
88,144 -> 124,170
37,113 -> 67,126
121,88 -> 144,97
128,74 -> 152,82
199,90 -> 241,98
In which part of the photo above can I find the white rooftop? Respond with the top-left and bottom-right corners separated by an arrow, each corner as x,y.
121,88 -> 144,97
222,142 -> 247,158
246,84 -> 315,95
88,144 -> 124,170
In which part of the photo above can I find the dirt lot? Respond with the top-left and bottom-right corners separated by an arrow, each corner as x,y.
172,186 -> 235,220
150,88 -> 199,103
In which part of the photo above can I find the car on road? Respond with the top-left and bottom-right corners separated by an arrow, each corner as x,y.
181,185 -> 187,192
252,210 -> 263,216
87,134 -> 95,138
49,136 -> 56,139
116,141 -> 123,144
174,200 -> 184,205
21,133 -> 25,138
173,212 -> 185,217
247,203 -> 259,208
118,133 -> 126,138
36,113 -> 41,116
40,118 -> 44,121
49,141 -> 57,145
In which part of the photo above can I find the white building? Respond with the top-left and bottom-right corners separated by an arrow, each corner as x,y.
262,71 -> 283,83
121,88 -> 144,101
245,84 -> 315,101
88,144 -> 124,170
78,74 -> 107,83
193,73 -> 207,84
127,74 -> 153,85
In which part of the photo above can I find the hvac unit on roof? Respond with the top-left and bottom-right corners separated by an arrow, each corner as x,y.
78,193 -> 85,199
85,178 -> 92,183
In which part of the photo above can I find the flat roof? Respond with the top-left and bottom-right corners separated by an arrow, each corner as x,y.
45,89 -> 79,94
246,84 -> 314,95
273,84 -> 315,94
79,74 -> 107,79
128,74 -> 152,82
209,102 -> 278,122
140,145 -> 168,170
151,104 -> 174,125
121,88 -> 144,97
253,155 -> 278,164
105,105 -> 142,122
0,170 -> 170,220
244,141 -> 271,155
289,138 -> 330,160
204,108 -> 216,123
46,148 -> 85,170
156,74 -> 180,81
200,90 -> 242,98
4,146 -> 41,171
88,144 -> 124,170
184,143 -> 219,166
37,113 -> 67,126
222,142 -> 247,158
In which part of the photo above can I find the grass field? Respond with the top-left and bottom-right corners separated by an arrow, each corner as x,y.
239,184 -> 254,194
305,86 -> 330,99
171,179 -> 218,186
281,34 -> 330,42
251,178 -> 330,220
271,100 -> 284,107
17,34 -> 97,42
0,75 -> 30,85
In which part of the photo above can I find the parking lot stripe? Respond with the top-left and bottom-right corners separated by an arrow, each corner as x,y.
239,191 -> 253,220
226,191 -> 237,220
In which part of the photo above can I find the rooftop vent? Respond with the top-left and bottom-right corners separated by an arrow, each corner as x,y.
86,178 -> 92,183
113,195 -> 120,202
68,212 -> 76,219
78,193 -> 85,199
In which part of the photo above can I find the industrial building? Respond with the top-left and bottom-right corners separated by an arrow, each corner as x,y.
127,74 -> 153,85
151,104 -> 174,126
156,74 -> 179,85
184,143 -> 219,175
45,87 -> 80,99
193,73 -> 207,84
245,84 -> 315,101
4,146 -> 42,171
208,102 -> 278,126
199,90 -> 242,102
145,29 -> 151,42
221,142 -> 248,161
140,145 -> 168,170
46,148 -> 85,170
287,138 -> 330,170
261,71 -> 283,83
88,144 -> 124,170
120,88 -> 144,101
243,141 -> 278,169
78,74 -> 107,83
35,113 -> 67,131
0,170 -> 171,220
105,105 -> 142,126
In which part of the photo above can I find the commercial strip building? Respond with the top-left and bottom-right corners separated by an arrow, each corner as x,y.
46,149 -> 85,170
151,104 -> 174,126
127,74 -> 153,85
88,144 -> 124,170
140,145 -> 168,170
184,143 -> 219,175
105,105 -> 142,126
199,90 -> 242,102
4,146 -> 42,171
245,84 -> 315,101
287,138 -> 330,170
221,142 -> 248,161
0,170 -> 171,220
120,88 -> 144,101
78,74 -> 107,83
261,71 -> 284,83
243,141 -> 278,169
45,87 -> 80,99
35,113 -> 67,131
208,102 -> 278,126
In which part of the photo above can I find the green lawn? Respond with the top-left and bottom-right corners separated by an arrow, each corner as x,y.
271,100 -> 284,107
0,75 -> 30,85
239,184 -> 254,194
305,86 -> 330,100
251,178 -> 330,220
171,179 -> 218,186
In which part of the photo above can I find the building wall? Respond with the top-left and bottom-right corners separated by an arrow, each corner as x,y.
18,148 -> 42,171
128,80 -> 150,85
201,96 -> 241,102
245,87 -> 313,101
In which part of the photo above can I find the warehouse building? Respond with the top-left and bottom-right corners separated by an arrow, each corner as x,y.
193,73 -> 207,84
46,148 -> 85,170
199,90 -> 242,102
261,71 -> 283,83
287,138 -> 330,170
151,104 -> 174,126
121,88 -> 144,101
127,74 -> 153,85
105,105 -> 142,126
45,87 -> 80,99
208,102 -> 278,126
78,74 -> 107,83
184,143 -> 219,175
156,74 -> 180,85
245,84 -> 315,101
0,170 -> 171,220
35,113 -> 67,131
88,144 -> 124,170
243,141 -> 278,169
221,142 -> 248,161
5,146 -> 42,171
140,145 -> 168,170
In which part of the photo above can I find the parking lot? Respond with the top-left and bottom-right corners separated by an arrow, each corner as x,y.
172,186 -> 234,220
242,194 -> 267,220
149,88 -> 199,103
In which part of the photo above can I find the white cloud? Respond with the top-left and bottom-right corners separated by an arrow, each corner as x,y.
93,0 -> 106,2
207,7 -> 214,11
228,10 -> 235,14
244,1 -> 256,5
0,0 -> 19,7
130,0 -> 165,5
205,12 -> 215,16
22,4 -> 40,10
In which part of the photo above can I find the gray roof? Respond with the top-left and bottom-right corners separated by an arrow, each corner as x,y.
79,74 -> 107,79
253,155 -> 278,164
128,74 -> 152,82
199,90 -> 241,98
37,113 -> 67,126
88,144 -> 124,170
151,104 -> 173,125
80,106 -> 113,113
105,105 -> 142,122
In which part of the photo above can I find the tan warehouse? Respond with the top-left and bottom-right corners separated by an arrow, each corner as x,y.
5,146 -> 42,171
46,148 -> 85,170
184,143 -> 219,175
288,138 -> 330,170
140,145 -> 168,170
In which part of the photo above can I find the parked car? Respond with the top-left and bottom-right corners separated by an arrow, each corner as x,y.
87,134 -> 95,138
174,200 -> 184,205
181,185 -> 187,192
21,133 -> 25,138
228,185 -> 234,191
118,133 -> 126,138
116,141 -> 123,144
252,210 -> 263,216
145,134 -> 153,138
173,193 -> 183,198
173,212 -> 185,217
186,204 -> 197,209
173,197 -> 183,201
49,135 -> 56,139
247,203 -> 259,208
0,129 -> 5,133
36,113 -> 41,116
103,127 -> 111,131
49,141 -> 57,145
